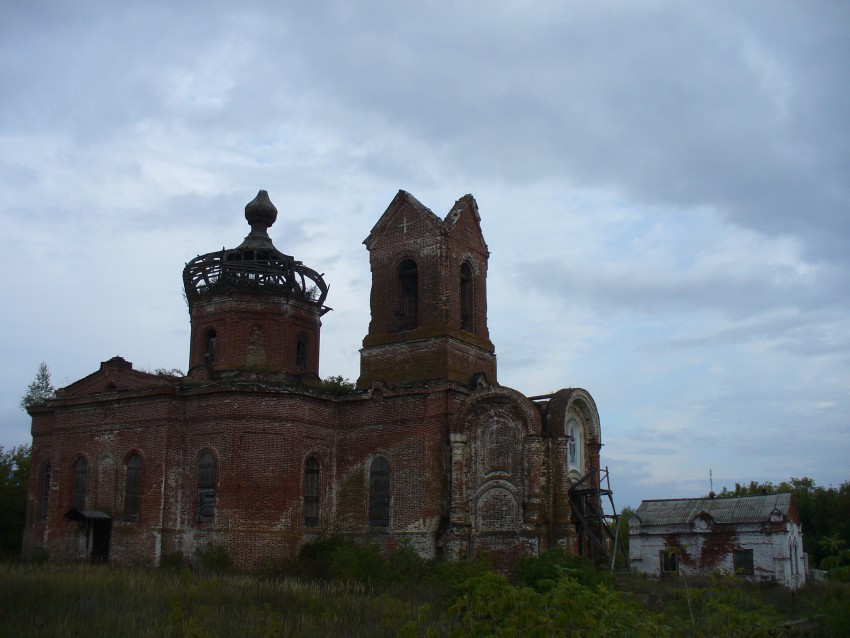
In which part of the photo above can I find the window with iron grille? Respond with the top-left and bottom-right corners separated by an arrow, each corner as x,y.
369,456 -> 390,527
197,451 -> 216,523
72,457 -> 87,510
124,454 -> 142,522
304,457 -> 319,526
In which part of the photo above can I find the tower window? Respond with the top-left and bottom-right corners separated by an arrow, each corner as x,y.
204,329 -> 217,367
73,457 -> 87,510
304,457 -> 320,526
460,262 -> 474,332
396,260 -> 418,331
369,456 -> 390,527
197,451 -> 216,523
296,333 -> 308,372
124,455 -> 142,522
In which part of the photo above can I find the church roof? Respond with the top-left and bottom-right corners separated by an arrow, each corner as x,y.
634,493 -> 795,526
364,190 -> 485,250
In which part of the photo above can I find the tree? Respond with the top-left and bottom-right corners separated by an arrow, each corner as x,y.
319,375 -> 356,395
615,506 -> 635,564
716,477 -> 850,565
20,362 -> 55,410
0,444 -> 31,557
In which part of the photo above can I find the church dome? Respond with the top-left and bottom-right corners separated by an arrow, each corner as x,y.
182,190 -> 330,313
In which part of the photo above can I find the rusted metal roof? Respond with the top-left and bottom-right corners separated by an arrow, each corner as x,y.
635,493 -> 793,526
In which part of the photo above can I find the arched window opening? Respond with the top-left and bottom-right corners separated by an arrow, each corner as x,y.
296,333 -> 308,372
567,419 -> 584,474
124,455 -> 142,522
39,461 -> 51,521
460,262 -> 474,332
304,457 -> 320,527
73,457 -> 88,510
369,456 -> 390,527
397,260 -> 418,331
204,329 -> 217,367
197,451 -> 216,523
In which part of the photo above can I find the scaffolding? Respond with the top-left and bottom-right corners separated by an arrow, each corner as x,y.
569,466 -> 629,571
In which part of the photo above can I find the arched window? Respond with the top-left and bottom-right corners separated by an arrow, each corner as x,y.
39,461 -> 51,521
460,262 -> 474,332
197,451 -> 216,523
304,457 -> 320,527
204,329 -> 217,367
369,456 -> 390,527
567,419 -> 584,474
73,457 -> 88,510
397,260 -> 418,330
296,332 -> 308,372
124,454 -> 142,522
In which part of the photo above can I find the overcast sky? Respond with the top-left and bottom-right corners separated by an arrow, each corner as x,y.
2,1 -> 848,509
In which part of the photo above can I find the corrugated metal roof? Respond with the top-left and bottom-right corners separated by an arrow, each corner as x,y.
635,493 -> 792,526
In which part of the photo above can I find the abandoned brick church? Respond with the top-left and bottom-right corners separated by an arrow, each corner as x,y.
24,190 -> 606,568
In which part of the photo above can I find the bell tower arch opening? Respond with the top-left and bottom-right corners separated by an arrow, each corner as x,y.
396,259 -> 419,331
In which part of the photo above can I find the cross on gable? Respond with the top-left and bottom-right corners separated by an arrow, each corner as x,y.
399,217 -> 410,234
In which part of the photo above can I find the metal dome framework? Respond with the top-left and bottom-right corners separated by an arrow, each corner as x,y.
183,247 -> 330,313
182,190 -> 331,315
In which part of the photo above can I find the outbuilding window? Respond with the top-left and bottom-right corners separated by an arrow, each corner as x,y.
660,549 -> 678,573
369,456 -> 390,527
733,549 -> 754,575
124,455 -> 142,522
197,451 -> 216,523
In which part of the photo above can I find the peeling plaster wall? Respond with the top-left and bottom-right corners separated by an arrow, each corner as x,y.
628,519 -> 807,589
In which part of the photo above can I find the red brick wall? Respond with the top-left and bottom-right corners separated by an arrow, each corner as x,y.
23,191 -> 604,569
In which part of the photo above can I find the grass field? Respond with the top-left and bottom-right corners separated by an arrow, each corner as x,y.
0,563 -> 439,637
2,544 -> 848,637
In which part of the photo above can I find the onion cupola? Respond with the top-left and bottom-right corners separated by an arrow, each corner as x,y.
183,190 -> 330,378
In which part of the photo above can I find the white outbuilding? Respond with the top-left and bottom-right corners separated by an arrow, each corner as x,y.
628,493 -> 806,589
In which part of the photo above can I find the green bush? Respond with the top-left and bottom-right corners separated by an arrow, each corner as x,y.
194,543 -> 233,573
291,537 -> 387,584
512,545 -> 614,592
443,570 -> 669,637
663,575 -> 778,638
161,551 -> 184,571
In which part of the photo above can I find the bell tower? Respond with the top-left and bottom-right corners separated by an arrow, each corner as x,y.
357,191 -> 497,388
183,190 -> 330,378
